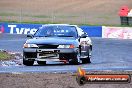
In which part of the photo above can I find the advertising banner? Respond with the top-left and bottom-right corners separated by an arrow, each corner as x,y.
80,26 -> 102,37
0,23 -> 4,33
2,23 -> 42,34
1,23 -> 102,37
102,26 -> 132,39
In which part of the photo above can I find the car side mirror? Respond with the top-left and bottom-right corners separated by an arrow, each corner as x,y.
27,34 -> 34,38
80,33 -> 88,38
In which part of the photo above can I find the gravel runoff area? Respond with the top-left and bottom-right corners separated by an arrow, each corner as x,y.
0,72 -> 132,88
0,50 -> 23,66
0,51 -> 132,88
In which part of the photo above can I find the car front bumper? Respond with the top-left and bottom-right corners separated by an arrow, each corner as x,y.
23,48 -> 79,61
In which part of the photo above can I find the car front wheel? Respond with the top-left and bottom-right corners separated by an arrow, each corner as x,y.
37,61 -> 46,65
69,54 -> 81,65
23,59 -> 34,66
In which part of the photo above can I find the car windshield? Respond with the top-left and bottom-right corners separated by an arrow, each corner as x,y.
34,25 -> 78,37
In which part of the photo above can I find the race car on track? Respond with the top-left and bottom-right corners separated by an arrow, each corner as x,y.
23,24 -> 92,66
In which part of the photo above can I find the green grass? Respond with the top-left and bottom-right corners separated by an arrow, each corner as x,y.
0,20 -> 62,24
0,52 -> 12,60
0,12 -> 132,26
56,15 -> 78,18
0,13 -> 18,16
0,19 -> 132,27
32,15 -> 51,18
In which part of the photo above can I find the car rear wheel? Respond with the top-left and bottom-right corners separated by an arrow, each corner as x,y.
82,48 -> 91,64
69,54 -> 81,65
82,57 -> 91,64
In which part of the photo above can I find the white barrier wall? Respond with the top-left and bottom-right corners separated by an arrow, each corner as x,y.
102,26 -> 132,39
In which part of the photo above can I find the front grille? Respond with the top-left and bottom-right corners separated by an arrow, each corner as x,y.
37,44 -> 59,49
41,50 -> 60,54
38,50 -> 60,58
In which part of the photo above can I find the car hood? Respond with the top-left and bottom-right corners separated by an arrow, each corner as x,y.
26,37 -> 79,45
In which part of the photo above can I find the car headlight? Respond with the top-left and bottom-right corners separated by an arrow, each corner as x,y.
23,43 -> 38,48
57,44 -> 74,48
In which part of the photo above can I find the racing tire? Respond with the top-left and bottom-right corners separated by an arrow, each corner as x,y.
69,54 -> 81,65
82,57 -> 91,64
69,59 -> 79,65
82,48 -> 91,64
23,59 -> 34,66
37,61 -> 46,65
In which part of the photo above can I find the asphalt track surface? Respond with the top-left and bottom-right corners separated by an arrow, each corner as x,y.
0,34 -> 132,73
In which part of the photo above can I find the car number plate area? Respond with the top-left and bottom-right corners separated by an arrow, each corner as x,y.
37,50 -> 60,58
39,53 -> 57,57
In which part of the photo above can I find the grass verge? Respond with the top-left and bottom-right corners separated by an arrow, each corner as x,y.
0,52 -> 13,61
0,20 -> 132,27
